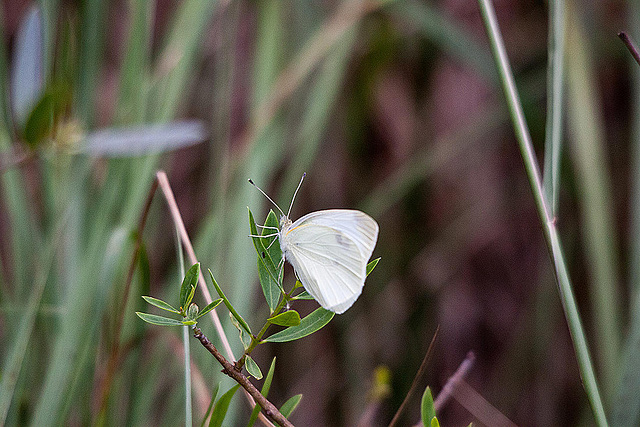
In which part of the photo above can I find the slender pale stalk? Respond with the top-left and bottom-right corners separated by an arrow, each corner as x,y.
542,0 -> 565,216
477,1 -> 608,425
175,229 -> 192,427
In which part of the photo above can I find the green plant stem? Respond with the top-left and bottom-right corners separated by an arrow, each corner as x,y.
236,285 -> 296,370
477,0 -> 608,425
192,326 -> 293,427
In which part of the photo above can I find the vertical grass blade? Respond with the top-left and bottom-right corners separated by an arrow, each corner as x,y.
564,6 -> 621,398
542,0 -> 565,216
477,0 -> 608,425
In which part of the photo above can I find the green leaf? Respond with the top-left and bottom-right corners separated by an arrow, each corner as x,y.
279,394 -> 302,418
257,257 -> 283,313
430,417 -> 440,427
200,383 -> 219,427
268,310 -> 301,327
264,308 -> 334,343
136,312 -> 185,326
209,269 -> 252,335
421,386 -> 436,426
247,357 -> 276,427
245,355 -> 263,380
195,298 -> 223,320
142,295 -> 180,314
366,257 -> 380,276
291,290 -> 314,300
262,210 -> 282,264
180,262 -> 200,311
209,384 -> 240,427
249,209 -> 282,312
22,83 -> 72,148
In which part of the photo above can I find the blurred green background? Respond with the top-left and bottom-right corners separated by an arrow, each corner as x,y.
1,0 -> 638,425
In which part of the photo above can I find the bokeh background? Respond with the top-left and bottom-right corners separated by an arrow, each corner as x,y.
0,0 -> 638,426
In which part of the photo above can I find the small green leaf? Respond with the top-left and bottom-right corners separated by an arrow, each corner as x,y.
209,384 -> 240,427
264,308 -> 334,343
200,383 -> 219,427
268,310 -> 301,327
195,298 -> 223,319
430,417 -> 440,427
180,263 -> 200,311
136,312 -> 185,326
291,290 -> 314,300
421,386 -> 436,426
366,257 -> 380,276
247,357 -> 276,427
279,394 -> 302,418
142,296 -> 180,313
209,269 -> 252,335
245,355 -> 263,380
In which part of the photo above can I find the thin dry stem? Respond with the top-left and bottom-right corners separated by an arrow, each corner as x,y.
193,326 -> 294,427
156,171 -> 275,427
388,327 -> 438,427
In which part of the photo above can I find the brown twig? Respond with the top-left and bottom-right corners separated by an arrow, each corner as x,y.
193,326 -> 294,427
619,31 -> 640,68
388,326 -> 439,427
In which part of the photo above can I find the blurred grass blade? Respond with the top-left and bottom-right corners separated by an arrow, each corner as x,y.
208,385 -> 240,427
616,4 -> 640,426
10,6 -> 44,127
0,232 -> 55,425
541,0 -> 565,216
82,120 -> 207,157
279,394 -> 302,418
565,5 -> 621,397
264,307 -> 334,343
200,383 -> 220,427
391,0 -> 496,84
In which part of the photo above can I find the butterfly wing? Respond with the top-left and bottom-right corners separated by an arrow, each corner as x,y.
282,210 -> 379,313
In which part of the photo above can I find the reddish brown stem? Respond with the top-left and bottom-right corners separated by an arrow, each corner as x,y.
192,326 -> 294,427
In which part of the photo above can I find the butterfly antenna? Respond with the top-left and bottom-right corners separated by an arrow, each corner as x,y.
287,172 -> 306,217
248,179 -> 285,217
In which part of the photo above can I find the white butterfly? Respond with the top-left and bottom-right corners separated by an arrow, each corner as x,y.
250,174 -> 379,314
